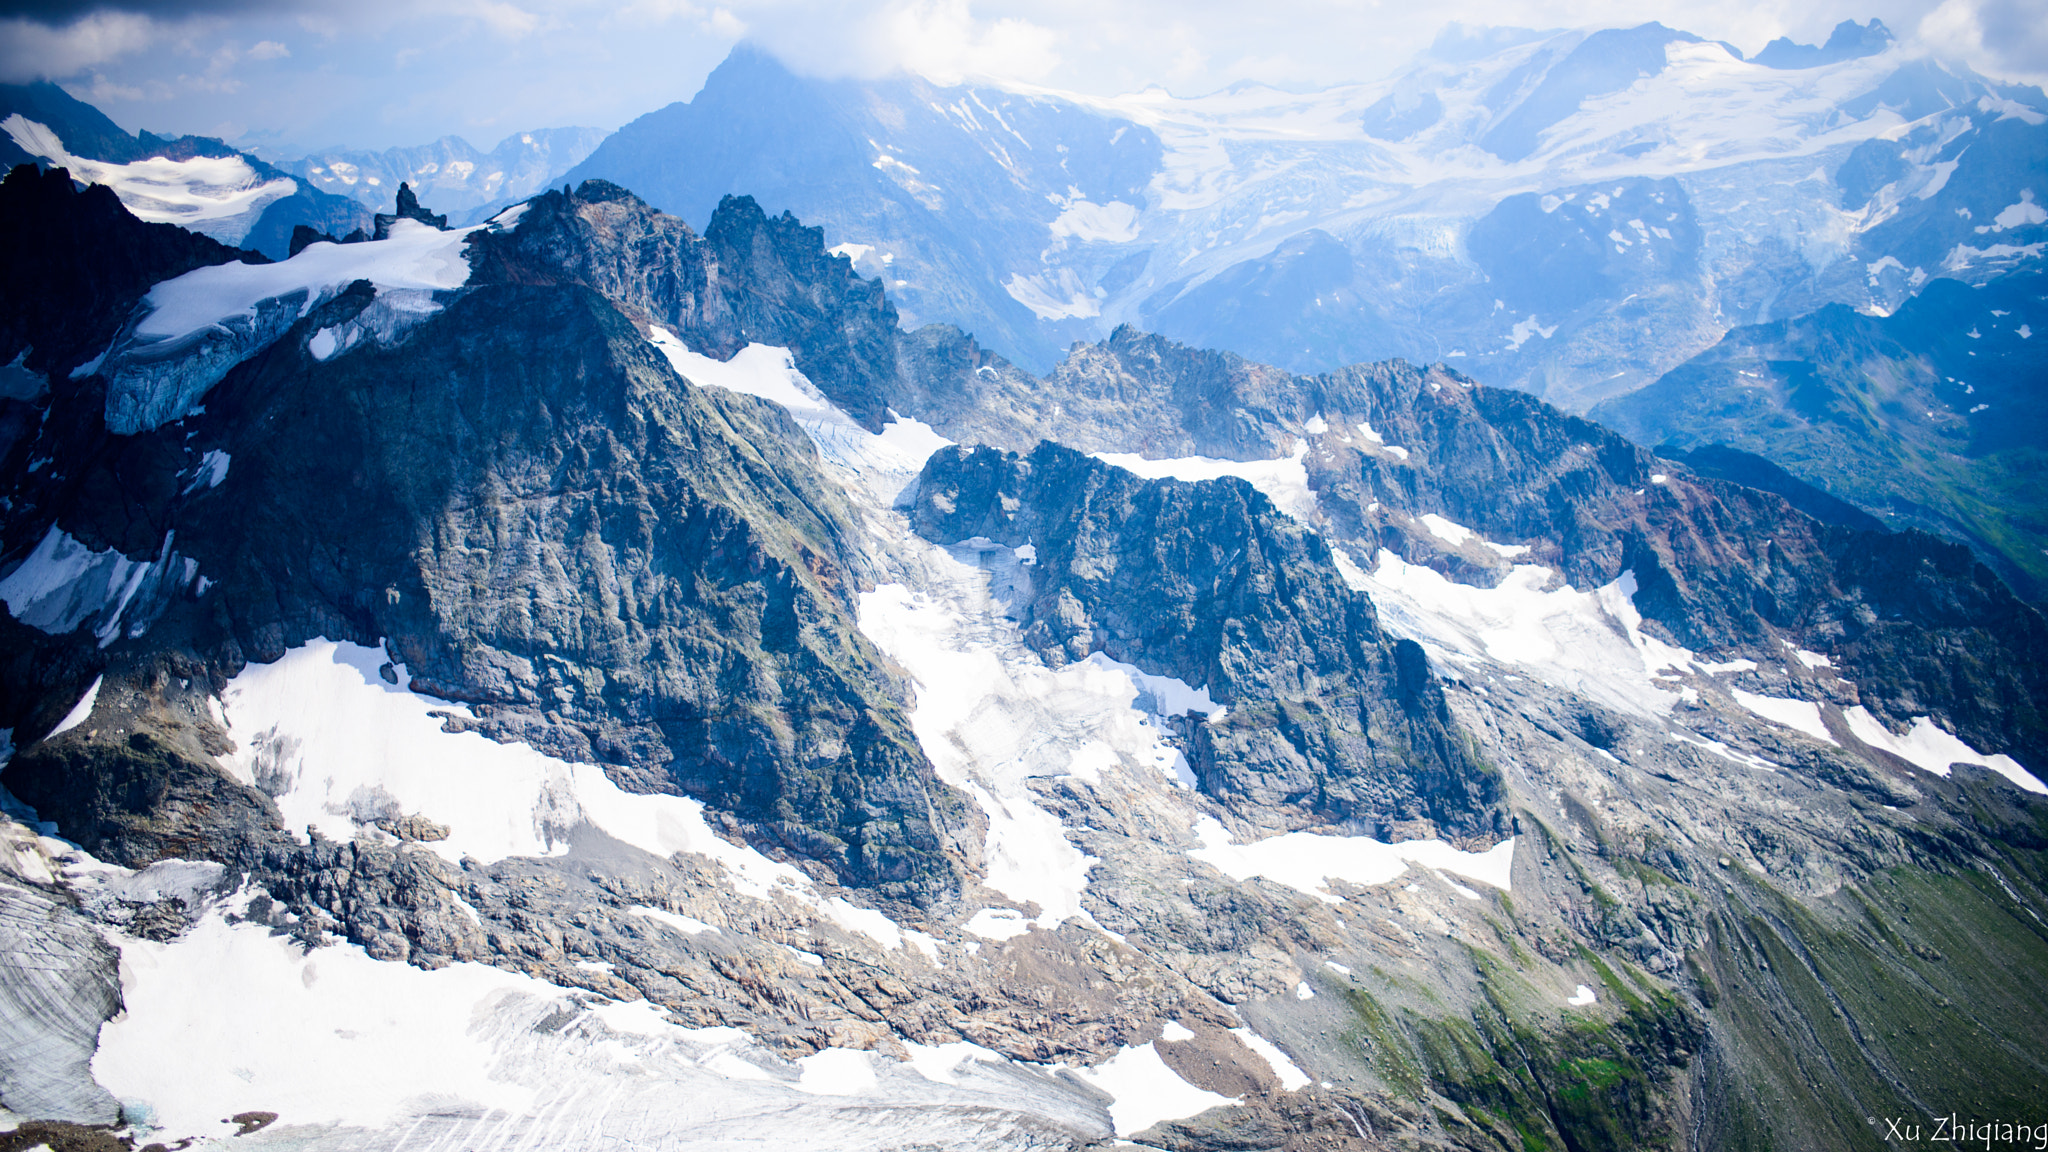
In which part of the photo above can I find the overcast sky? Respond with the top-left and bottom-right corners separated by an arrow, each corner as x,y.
2,0 -> 2043,154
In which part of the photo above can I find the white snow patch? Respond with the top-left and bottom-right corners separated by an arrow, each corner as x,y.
1189,816 -> 1513,902
1730,690 -> 1836,744
93,914 -> 546,1138
795,1049 -> 877,1096
1230,1028 -> 1311,1091
1567,985 -> 1597,1006
1667,730 -> 1777,772
964,907 -> 1035,940
630,905 -> 720,936
648,333 -> 823,414
1067,1042 -> 1236,1138
821,896 -> 905,950
1980,189 -> 2045,233
1695,658 -> 1758,675
859,530 -> 1235,933
1792,648 -> 1833,669
902,1040 -> 1001,1084
1092,444 -> 1317,522
1844,708 -> 2047,794
216,639 -> 820,901
183,449 -> 230,493
1004,269 -> 1101,320
1077,652 -> 1224,720
46,675 -> 102,740
1348,555 -> 1691,719
1049,199 -> 1141,243
1505,315 -> 1559,351
1294,981 -> 1315,1000
3,115 -> 294,239
1160,1020 -> 1196,1042
1418,513 -> 1473,547
1303,414 -> 1329,434
647,332 -> 953,506
0,526 -> 196,647
134,219 -> 476,347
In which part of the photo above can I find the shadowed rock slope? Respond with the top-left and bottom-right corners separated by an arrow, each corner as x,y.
914,440 -> 1504,842
0,175 -> 975,906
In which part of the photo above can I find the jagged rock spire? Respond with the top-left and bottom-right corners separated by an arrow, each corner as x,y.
371,181 -> 448,239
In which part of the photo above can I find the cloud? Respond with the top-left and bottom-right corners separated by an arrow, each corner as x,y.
0,9 -> 155,82
0,0 -> 292,16
736,0 -> 1059,85
464,0 -> 538,37
248,38 -> 289,58
1914,0 -> 2048,86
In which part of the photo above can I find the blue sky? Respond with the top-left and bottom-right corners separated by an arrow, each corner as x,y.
2,0 -> 2042,154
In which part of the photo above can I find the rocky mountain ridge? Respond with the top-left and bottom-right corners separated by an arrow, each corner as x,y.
0,173 -> 2043,1151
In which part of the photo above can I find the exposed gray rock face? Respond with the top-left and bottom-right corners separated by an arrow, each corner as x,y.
912,441 -> 1504,841
5,223 -> 976,905
185,283 -> 970,900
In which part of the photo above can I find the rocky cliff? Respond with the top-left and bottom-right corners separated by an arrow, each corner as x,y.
913,441 -> 1503,842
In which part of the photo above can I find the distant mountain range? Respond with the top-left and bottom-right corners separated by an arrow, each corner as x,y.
278,128 -> 607,225
566,22 -> 2047,413
1596,272 -> 2048,595
0,82 -> 600,256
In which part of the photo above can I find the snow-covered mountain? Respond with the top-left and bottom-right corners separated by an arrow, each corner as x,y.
2,164 -> 2045,1151
570,23 -> 2047,410
0,82 -> 370,259
279,127 -> 608,225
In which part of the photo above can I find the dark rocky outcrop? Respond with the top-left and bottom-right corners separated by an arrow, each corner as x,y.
0,164 -> 266,382
913,440 -> 1504,841
370,181 -> 448,238
466,181 -> 903,430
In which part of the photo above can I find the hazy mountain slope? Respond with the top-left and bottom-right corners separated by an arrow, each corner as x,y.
568,30 -> 2046,412
0,175 -> 2044,1151
281,126 -> 607,225
1594,273 -> 2048,597
0,82 -> 370,258
567,45 -> 1164,373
